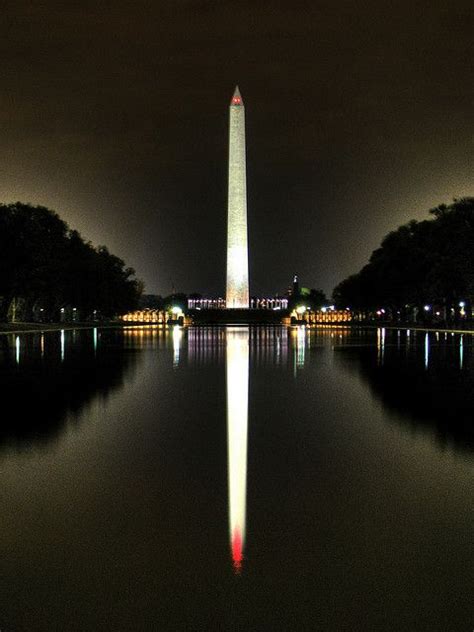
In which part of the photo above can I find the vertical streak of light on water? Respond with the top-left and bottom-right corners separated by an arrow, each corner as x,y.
226,327 -> 249,573
93,328 -> 98,355
297,325 -> 306,369
459,335 -> 464,370
15,336 -> 20,365
292,328 -> 297,378
40,333 -> 45,359
173,325 -> 182,368
424,332 -> 429,370
60,330 -> 65,362
377,328 -> 385,365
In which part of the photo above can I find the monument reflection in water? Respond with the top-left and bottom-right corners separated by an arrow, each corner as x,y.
226,327 -> 249,572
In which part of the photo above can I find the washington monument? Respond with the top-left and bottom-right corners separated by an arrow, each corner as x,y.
226,86 -> 249,308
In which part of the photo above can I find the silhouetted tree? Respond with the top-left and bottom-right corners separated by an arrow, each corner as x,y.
163,293 -> 187,311
333,198 -> 474,323
0,202 -> 142,322
288,286 -> 328,310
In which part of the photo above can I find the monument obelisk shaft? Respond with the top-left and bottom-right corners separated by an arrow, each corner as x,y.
226,86 -> 249,309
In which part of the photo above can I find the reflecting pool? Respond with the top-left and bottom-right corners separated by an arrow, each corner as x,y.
0,326 -> 472,631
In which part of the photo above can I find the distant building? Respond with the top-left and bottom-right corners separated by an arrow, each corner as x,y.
120,309 -> 167,323
287,306 -> 353,324
187,296 -> 288,310
291,274 -> 299,296
250,297 -> 288,310
188,297 -> 226,310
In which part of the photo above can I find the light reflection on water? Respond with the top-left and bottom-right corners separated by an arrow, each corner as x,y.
424,331 -> 429,369
226,327 -> 249,572
0,325 -> 472,631
172,324 -> 182,368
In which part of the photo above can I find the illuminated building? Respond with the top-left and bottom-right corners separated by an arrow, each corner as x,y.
290,274 -> 299,297
250,296 -> 288,310
308,308 -> 352,324
119,309 -> 167,323
286,307 -> 353,325
187,297 -> 226,310
188,296 -> 288,310
226,86 -> 249,309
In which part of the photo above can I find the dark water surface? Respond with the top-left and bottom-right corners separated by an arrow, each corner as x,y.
0,326 -> 472,631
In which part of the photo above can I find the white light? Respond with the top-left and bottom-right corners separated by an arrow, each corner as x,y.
226,328 -> 248,572
227,244 -> 249,308
296,325 -> 305,368
296,305 -> 306,315
424,305 -> 431,311
171,306 -> 183,316
226,96 -> 249,310
424,332 -> 429,370
172,325 -> 182,367
459,301 -> 465,308
377,327 -> 385,365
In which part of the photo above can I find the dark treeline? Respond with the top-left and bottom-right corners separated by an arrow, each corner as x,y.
333,198 -> 474,325
0,202 -> 142,322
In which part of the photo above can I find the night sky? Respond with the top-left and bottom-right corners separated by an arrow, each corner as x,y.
1,1 -> 472,297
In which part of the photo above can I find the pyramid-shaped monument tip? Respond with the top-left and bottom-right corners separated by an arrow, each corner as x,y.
231,85 -> 243,106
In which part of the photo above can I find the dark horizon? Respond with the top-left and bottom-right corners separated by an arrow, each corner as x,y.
1,2 -> 472,296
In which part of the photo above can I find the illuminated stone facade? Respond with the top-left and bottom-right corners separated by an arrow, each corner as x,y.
286,308 -> 353,324
120,309 -> 166,323
226,86 -> 249,309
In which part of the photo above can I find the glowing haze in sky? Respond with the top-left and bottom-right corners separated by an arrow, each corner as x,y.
0,2 -> 472,296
